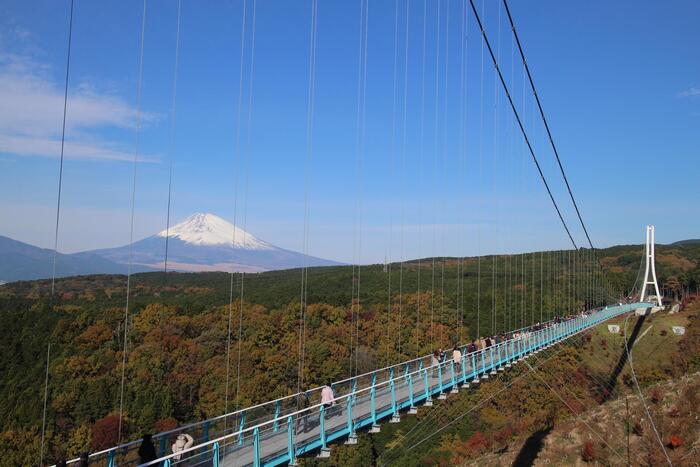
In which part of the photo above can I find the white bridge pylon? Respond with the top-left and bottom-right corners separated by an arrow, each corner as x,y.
640,225 -> 662,307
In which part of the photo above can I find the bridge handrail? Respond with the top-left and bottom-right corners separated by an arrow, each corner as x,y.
72,317 -> 554,463
140,303 -> 647,466
61,302 -> 649,466
140,336 -> 526,465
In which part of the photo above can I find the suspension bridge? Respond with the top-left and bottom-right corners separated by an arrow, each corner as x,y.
32,0 -> 671,465
60,301 -> 655,467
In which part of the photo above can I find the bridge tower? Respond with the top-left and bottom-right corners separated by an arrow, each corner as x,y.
640,225 -> 662,307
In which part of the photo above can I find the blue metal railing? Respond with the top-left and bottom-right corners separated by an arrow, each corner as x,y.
61,302 -> 651,467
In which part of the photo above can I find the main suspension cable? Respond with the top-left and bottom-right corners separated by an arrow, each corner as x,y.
50,0 -> 75,296
501,0 -> 594,252
467,0 -> 578,250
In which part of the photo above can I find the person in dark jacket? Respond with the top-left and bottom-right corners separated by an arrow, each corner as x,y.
138,433 -> 158,463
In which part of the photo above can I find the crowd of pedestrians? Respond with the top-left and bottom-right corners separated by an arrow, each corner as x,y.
430,309 -> 599,369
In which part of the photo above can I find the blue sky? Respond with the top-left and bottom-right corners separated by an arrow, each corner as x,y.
0,0 -> 698,264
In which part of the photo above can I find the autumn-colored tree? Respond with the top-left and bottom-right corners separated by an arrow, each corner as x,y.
0,428 -> 41,466
154,417 -> 178,433
91,414 -> 123,451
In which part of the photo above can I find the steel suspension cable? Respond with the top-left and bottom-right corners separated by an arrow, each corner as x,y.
503,0 -> 621,306
457,0 -> 468,345
39,342 -> 51,467
397,0 -> 409,356
44,2 -> 74,460
157,0 -> 182,429
353,0 -> 370,372
236,177 -> 250,411
503,20 -> 515,334
467,0 -> 578,251
385,0 -> 399,366
50,0 -> 75,296
501,0 -> 593,252
225,0 -> 249,427
440,0 -> 449,348
297,0 -> 319,399
475,0 -> 485,341
490,0 -> 501,337
540,250 -> 543,322
235,0 -> 258,414
118,0 -> 147,443
163,0 -> 182,274
415,0 -> 428,352
430,0 -> 442,348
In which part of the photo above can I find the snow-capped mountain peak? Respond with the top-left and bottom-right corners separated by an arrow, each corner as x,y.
157,213 -> 273,250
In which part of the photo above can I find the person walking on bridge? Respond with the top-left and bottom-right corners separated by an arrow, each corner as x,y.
452,345 -> 462,365
138,433 -> 157,463
430,350 -> 441,380
321,381 -> 335,409
321,381 -> 336,418
172,433 -> 194,461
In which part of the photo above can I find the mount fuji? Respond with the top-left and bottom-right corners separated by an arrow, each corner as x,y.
88,212 -> 341,273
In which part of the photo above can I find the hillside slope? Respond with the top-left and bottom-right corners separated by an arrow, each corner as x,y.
302,300 -> 700,466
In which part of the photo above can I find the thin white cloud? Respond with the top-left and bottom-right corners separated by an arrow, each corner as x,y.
0,134 -> 158,163
0,52 -> 159,162
677,86 -> 700,98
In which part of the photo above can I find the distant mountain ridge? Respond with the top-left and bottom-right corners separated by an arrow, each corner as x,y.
0,235 -> 155,283
670,239 -> 700,246
0,213 -> 341,283
2,218 -> 697,284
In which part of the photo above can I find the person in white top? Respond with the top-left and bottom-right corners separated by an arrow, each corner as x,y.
321,381 -> 335,408
172,433 -> 194,461
452,345 -> 462,365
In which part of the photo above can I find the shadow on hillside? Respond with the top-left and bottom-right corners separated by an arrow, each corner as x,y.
604,314 -> 647,400
512,425 -> 553,467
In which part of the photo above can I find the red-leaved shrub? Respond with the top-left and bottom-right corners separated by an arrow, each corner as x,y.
650,387 -> 663,404
493,425 -> 514,446
464,431 -> 492,454
667,435 -> 683,449
632,421 -> 644,436
581,440 -> 597,462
